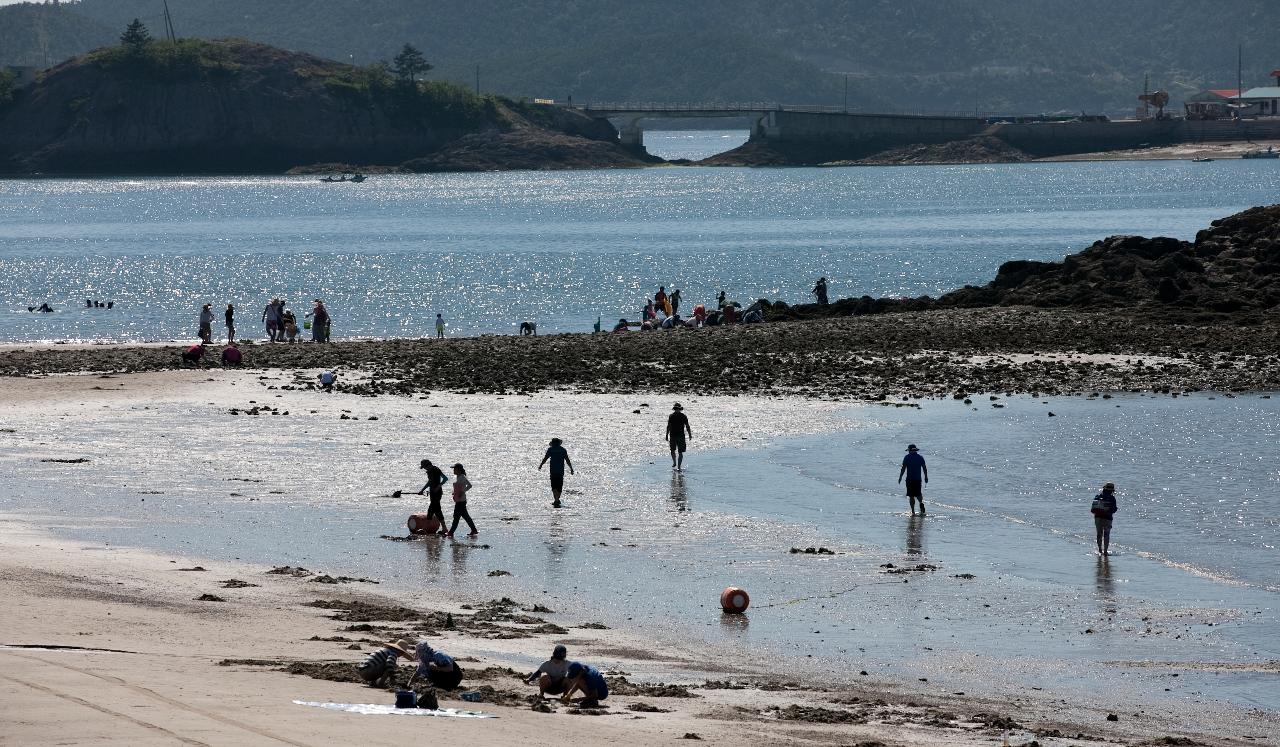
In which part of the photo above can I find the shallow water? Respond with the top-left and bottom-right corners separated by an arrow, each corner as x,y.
2,142 -> 1278,342
2,382 -> 1275,717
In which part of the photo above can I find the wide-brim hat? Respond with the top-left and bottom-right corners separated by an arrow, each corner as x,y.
550,438 -> 562,446
1103,482 -> 1115,491
906,444 -> 918,451
672,403 -> 684,410
386,639 -> 414,658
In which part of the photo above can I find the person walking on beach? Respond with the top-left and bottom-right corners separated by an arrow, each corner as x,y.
262,298 -> 280,342
539,438 -> 575,508
1091,482 -> 1119,555
224,303 -> 236,343
813,277 -> 829,305
446,463 -> 477,537
435,313 -> 445,339
665,403 -> 692,471
655,286 -> 668,314
198,304 -> 214,344
670,288 -> 681,316
898,444 -> 928,515
417,459 -> 449,534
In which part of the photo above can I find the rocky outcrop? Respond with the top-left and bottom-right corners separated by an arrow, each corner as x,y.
402,129 -> 659,172
839,136 -> 1032,166
0,39 -> 640,174
767,205 -> 1280,320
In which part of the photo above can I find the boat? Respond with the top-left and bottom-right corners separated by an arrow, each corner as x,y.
1241,146 -> 1278,159
1191,157 -> 1215,162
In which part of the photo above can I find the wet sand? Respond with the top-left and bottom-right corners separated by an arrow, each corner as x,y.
1,369 -> 1276,745
2,307 -> 1279,398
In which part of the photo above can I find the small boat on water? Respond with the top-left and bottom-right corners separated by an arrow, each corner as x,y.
1241,146 -> 1278,160
318,172 -> 367,183
1192,157 -> 1215,163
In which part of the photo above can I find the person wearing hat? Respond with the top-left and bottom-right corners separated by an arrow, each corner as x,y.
898,444 -> 928,515
1090,483 -> 1119,555
525,644 -> 570,698
539,438 -> 574,508
412,640 -> 464,690
665,403 -> 692,471
416,459 -> 449,534
561,660 -> 609,707
812,276 -> 829,305
355,638 -> 414,688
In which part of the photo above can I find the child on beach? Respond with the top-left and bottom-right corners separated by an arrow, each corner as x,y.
561,661 -> 609,707
355,638 -> 414,688
446,463 -> 477,537
413,641 -> 464,690
180,342 -> 206,367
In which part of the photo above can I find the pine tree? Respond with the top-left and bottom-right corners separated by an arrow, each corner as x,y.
391,44 -> 431,84
120,19 -> 152,50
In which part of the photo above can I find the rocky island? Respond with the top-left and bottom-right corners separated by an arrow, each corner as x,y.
0,38 -> 655,175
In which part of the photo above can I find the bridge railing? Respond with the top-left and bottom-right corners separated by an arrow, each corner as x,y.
569,102 -> 1030,120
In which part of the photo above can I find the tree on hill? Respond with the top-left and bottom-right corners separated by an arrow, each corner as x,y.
392,43 -> 431,84
120,18 -> 151,50
0,68 -> 15,106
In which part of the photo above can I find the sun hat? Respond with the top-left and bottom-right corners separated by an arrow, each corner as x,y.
673,403 -> 683,410
1103,482 -> 1115,491
386,638 -> 415,658
906,444 -> 918,451
550,438 -> 562,446
552,644 -> 567,660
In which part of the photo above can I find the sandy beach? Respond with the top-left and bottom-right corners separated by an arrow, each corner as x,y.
1,366 -> 1276,746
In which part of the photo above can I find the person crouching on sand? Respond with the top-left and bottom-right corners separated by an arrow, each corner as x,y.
526,644 -> 570,698
561,661 -> 609,708
180,341 -> 207,367
221,342 -> 242,366
417,459 -> 449,534
446,463 -> 477,537
1091,482 -> 1119,555
412,641 -> 464,690
355,638 -> 414,688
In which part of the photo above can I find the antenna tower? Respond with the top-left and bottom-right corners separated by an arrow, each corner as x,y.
162,0 -> 177,43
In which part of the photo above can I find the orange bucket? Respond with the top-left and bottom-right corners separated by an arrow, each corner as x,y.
407,514 -> 440,534
720,586 -> 750,614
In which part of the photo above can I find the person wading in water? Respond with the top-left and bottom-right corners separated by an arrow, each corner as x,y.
665,403 -> 692,471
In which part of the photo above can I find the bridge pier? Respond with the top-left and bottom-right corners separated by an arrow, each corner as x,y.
616,116 -> 645,148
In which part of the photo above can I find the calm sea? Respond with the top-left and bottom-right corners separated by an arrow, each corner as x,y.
1,131 -> 1279,343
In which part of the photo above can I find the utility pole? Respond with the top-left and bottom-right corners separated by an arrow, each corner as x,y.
161,0 -> 177,43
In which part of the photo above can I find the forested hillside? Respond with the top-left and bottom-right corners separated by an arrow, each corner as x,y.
1,0 -> 1274,114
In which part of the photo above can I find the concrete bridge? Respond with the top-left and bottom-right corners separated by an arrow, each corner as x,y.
570,102 -> 992,150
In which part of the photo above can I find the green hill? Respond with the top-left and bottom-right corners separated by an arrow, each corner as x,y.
1,0 -> 1274,114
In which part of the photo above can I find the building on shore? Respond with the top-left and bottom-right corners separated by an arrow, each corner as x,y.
1238,86 -> 1280,117
1184,89 -> 1242,120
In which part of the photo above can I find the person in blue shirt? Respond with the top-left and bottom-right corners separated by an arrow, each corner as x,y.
562,661 -> 608,707
413,641 -> 464,690
1091,482 -> 1119,555
897,444 -> 928,515
538,438 -> 574,508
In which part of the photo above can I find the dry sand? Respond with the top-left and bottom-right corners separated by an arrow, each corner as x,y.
1042,139 -> 1280,162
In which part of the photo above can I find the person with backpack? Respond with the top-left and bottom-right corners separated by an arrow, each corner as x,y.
1091,482 -> 1119,555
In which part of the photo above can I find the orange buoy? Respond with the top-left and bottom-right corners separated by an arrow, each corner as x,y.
720,586 -> 750,614
407,514 -> 440,534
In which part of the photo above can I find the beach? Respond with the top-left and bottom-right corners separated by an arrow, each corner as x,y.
1,363 -> 1276,746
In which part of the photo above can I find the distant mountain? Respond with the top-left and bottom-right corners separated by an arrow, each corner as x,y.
1,0 -> 1274,114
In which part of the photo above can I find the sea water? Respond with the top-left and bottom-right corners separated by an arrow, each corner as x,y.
2,134 -> 1280,342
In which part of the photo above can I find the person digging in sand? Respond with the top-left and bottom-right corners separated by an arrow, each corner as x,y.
446,463 -> 477,537
415,459 -> 449,534
412,640 -> 464,690
355,638 -> 414,688
562,661 -> 609,708
539,438 -> 574,507
665,402 -> 692,471
526,644 -> 570,698
179,341 -> 207,367
1091,482 -> 1119,555
898,443 -> 928,515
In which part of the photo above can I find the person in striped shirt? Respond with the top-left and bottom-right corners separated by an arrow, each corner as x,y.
355,639 -> 414,688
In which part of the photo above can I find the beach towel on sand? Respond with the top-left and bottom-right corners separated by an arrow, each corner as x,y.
294,701 -> 496,718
